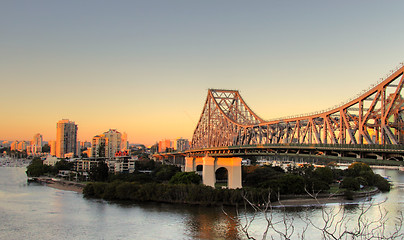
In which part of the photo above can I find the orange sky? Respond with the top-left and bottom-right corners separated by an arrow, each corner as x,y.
1,1 -> 404,145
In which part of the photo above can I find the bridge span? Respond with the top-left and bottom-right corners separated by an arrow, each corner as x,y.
155,64 -> 404,188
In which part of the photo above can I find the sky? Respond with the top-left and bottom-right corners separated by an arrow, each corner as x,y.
1,1 -> 404,146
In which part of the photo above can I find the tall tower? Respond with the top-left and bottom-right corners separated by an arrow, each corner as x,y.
56,119 -> 78,158
32,133 -> 43,153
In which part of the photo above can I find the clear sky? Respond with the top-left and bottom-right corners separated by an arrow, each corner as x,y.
1,1 -> 404,146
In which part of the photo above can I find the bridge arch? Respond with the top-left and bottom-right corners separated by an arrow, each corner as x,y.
215,167 -> 228,188
185,156 -> 242,189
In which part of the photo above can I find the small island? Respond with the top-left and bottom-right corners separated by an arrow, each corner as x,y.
26,158 -> 390,206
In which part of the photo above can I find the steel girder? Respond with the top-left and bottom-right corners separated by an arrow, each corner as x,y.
191,66 -> 404,149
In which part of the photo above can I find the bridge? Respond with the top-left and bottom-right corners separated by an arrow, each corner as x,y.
156,63 -> 404,189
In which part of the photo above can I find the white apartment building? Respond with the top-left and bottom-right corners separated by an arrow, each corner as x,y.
91,129 -> 125,159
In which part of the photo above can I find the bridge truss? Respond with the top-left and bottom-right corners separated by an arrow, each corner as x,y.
192,65 -> 404,149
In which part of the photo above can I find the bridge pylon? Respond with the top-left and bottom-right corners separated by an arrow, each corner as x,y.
185,156 -> 242,189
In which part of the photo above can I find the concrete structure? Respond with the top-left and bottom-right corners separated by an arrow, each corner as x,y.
56,119 -> 78,158
185,156 -> 242,189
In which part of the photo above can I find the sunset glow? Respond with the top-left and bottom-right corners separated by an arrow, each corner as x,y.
1,1 -> 404,145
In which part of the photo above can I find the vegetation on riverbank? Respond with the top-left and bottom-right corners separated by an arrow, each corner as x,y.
82,161 -> 390,205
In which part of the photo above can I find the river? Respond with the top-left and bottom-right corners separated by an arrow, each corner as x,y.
1,166 -> 403,239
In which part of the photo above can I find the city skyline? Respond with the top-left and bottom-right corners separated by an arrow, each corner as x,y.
1,1 -> 404,145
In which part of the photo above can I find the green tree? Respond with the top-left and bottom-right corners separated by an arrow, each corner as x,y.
341,177 -> 360,191
26,158 -> 50,177
169,172 -> 201,185
243,166 -> 284,188
52,159 -> 73,174
153,165 -> 181,182
313,166 -> 334,184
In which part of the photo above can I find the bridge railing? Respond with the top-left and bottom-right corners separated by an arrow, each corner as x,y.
224,143 -> 404,151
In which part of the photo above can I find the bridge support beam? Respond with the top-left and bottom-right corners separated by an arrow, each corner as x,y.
217,157 -> 242,189
184,156 -> 242,189
185,157 -> 194,172
202,156 -> 216,188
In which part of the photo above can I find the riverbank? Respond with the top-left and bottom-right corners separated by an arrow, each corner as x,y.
30,177 -> 380,206
30,177 -> 84,193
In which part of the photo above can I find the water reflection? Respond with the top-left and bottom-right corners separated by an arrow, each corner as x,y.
1,167 -> 404,239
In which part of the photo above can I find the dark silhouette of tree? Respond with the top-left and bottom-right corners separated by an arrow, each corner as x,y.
90,160 -> 109,182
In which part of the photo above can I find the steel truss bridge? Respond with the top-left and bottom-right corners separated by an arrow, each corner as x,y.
186,64 -> 404,162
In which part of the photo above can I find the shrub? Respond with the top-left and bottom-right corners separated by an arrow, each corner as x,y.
374,174 -> 390,192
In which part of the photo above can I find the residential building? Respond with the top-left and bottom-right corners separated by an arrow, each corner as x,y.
158,139 -> 174,152
91,129 -> 124,159
107,151 -> 136,173
56,119 -> 78,158
175,138 -> 190,152
104,129 -> 122,159
28,133 -> 43,155
75,159 -> 99,172
158,138 -> 189,152
91,135 -> 106,158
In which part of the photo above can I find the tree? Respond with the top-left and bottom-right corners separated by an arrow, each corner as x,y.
26,158 -> 50,177
153,164 -> 181,182
169,172 -> 201,185
90,160 -> 109,182
41,144 -> 50,153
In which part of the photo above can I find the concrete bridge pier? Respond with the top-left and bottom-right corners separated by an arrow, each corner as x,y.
184,156 -> 242,189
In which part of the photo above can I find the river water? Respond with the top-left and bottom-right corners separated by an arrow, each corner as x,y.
1,167 -> 404,240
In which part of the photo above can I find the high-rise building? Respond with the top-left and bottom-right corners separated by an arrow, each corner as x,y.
56,119 -> 78,158
91,135 -> 106,158
175,138 -> 190,152
104,129 -> 122,159
91,129 -> 124,159
30,133 -> 43,154
49,140 -> 56,156
158,139 -> 174,152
